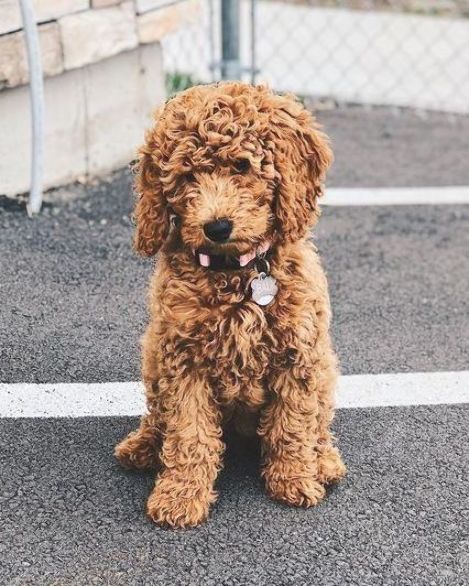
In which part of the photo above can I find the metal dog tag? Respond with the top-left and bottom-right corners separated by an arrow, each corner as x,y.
251,272 -> 278,306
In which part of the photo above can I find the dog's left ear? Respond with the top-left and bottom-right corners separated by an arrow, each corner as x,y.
270,95 -> 333,242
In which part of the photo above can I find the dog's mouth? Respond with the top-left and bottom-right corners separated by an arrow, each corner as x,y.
196,252 -> 243,271
194,241 -> 271,271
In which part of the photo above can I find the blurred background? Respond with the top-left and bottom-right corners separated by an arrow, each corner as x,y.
160,0 -> 469,190
1,0 -> 469,206
164,0 -> 469,112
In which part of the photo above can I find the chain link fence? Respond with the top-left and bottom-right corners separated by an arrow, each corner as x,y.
161,0 -> 469,113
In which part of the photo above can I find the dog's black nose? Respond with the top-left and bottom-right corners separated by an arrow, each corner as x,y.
203,219 -> 233,242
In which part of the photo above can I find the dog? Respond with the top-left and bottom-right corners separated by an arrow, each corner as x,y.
115,82 -> 346,527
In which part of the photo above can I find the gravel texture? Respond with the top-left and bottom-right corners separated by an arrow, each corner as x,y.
318,106 -> 469,188
1,406 -> 468,585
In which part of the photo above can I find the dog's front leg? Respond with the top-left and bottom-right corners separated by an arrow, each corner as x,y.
146,373 -> 224,528
259,369 -> 326,508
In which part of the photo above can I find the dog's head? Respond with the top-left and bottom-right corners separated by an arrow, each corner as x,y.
133,82 -> 332,269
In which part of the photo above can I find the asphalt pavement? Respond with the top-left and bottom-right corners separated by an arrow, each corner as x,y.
1,106 -> 468,585
1,406 -> 468,586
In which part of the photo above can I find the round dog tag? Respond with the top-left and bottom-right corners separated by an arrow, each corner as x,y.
251,273 -> 278,306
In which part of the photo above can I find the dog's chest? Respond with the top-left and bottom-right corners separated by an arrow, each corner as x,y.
200,303 -> 279,407
158,265 -> 316,408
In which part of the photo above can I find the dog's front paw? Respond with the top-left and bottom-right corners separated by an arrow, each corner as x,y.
147,474 -> 216,528
265,473 -> 326,508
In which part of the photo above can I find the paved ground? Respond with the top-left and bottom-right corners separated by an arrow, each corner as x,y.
321,107 -> 469,188
1,107 -> 468,584
1,407 -> 468,585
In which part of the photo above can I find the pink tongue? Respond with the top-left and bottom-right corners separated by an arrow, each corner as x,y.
199,253 -> 210,267
239,250 -> 256,267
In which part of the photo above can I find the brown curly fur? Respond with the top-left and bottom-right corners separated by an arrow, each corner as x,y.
114,82 -> 346,528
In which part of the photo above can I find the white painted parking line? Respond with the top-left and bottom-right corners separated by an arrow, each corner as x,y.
337,371 -> 469,409
0,382 -> 146,419
0,371 -> 468,418
324,186 -> 469,206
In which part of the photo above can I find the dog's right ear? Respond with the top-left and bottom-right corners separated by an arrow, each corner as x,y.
133,127 -> 170,257
134,131 -> 170,256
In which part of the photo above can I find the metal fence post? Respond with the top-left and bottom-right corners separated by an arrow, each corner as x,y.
250,0 -> 256,84
19,0 -> 45,216
221,0 -> 241,79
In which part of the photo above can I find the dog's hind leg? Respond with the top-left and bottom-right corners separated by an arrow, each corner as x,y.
316,443 -> 346,485
314,361 -> 346,485
114,412 -> 161,471
115,327 -> 163,471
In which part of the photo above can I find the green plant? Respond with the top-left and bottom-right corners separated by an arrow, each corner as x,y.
165,72 -> 204,97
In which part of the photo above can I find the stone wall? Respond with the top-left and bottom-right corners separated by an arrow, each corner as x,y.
0,44 -> 164,196
0,0 -> 186,89
0,0 -> 185,195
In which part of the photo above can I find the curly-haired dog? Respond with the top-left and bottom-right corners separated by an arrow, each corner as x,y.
115,82 -> 346,527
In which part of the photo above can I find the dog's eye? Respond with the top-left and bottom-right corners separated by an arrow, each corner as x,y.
234,159 -> 250,174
